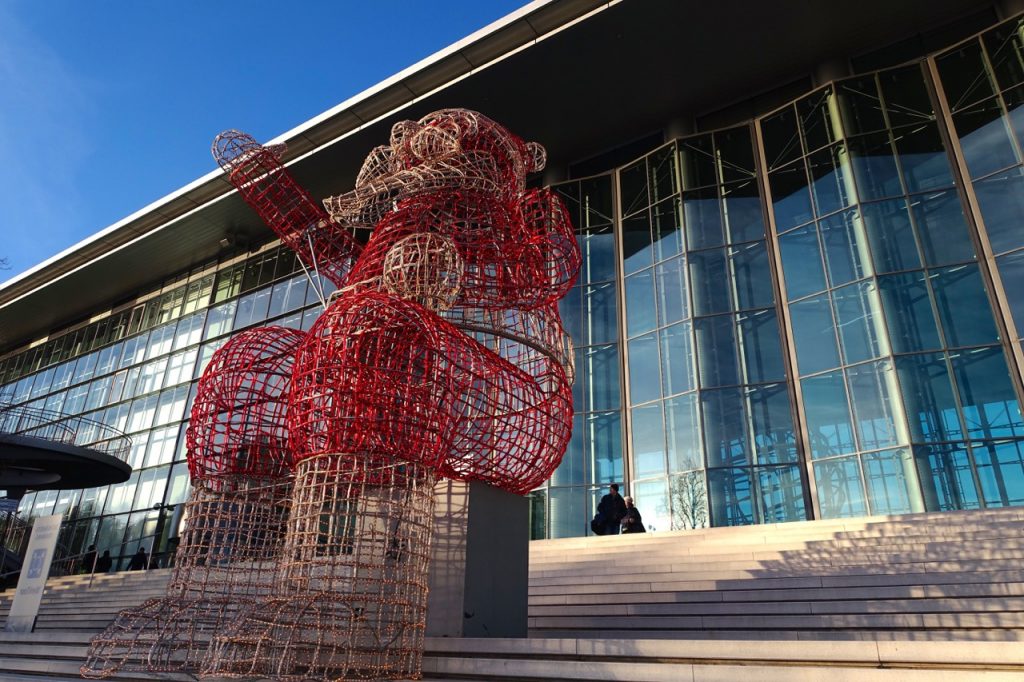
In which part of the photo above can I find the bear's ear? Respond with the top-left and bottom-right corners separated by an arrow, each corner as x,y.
526,142 -> 547,173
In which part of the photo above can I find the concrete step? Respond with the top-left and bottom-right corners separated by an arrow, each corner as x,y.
528,612 -> 1024,631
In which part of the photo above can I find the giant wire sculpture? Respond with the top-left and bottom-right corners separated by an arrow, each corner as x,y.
83,109 -> 579,682
81,327 -> 304,678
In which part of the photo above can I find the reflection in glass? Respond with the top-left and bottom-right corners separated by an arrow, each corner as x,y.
808,144 -> 855,216
660,322 -> 694,397
690,249 -> 731,316
731,242 -> 774,310
995,250 -> 1024,335
814,456 -> 868,518
683,186 -> 725,250
622,212 -> 653,274
788,295 -> 839,375
669,471 -> 709,529
579,225 -> 617,283
936,41 -> 995,111
625,269 -> 656,337
655,257 -> 688,327
862,199 -> 920,273
914,444 -> 981,511
737,310 -> 786,384
748,383 -> 797,464
695,315 -> 738,388
652,198 -> 683,261
778,224 -> 826,300
896,352 -> 964,442
702,388 -> 748,467
584,412 -> 623,484
820,209 -> 871,287
848,131 -> 902,200
832,281 -> 889,364
581,344 -> 620,412
757,465 -> 806,522
950,347 -> 1024,439
952,97 -> 1019,179
627,333 -> 660,406
632,403 -> 666,478
583,282 -> 618,345
679,135 -> 717,190
931,265 -> 1000,347
862,449 -> 919,514
973,439 -> 1024,507
666,394 -> 702,472
892,123 -> 954,193
769,164 -> 814,231
708,467 -> 754,526
846,360 -> 907,450
802,371 -> 856,458
909,190 -> 976,266
722,180 -> 765,243
878,272 -> 942,353
973,168 -> 1024,254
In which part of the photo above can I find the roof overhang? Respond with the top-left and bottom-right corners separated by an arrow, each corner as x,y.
0,0 -> 992,352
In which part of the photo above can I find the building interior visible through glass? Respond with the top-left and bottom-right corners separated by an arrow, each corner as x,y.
5,11 -> 1024,555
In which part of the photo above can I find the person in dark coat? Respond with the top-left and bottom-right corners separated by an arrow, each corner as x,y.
95,550 -> 113,573
620,496 -> 646,534
597,483 -> 627,535
80,545 -> 97,574
128,546 -> 149,571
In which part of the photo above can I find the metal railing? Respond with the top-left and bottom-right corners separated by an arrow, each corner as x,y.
0,402 -> 132,463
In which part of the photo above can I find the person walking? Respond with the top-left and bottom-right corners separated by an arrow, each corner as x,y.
597,483 -> 627,535
95,550 -> 113,573
80,544 -> 97,574
620,496 -> 646,534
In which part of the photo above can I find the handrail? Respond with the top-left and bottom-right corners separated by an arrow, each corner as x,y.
0,401 -> 132,463
0,530 -> 166,590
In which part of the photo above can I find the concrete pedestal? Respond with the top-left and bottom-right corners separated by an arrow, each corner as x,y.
426,480 -> 528,637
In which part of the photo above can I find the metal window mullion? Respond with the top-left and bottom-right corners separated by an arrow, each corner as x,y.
752,117 -> 817,520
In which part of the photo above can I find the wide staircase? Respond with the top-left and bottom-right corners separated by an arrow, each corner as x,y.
0,507 -> 1023,680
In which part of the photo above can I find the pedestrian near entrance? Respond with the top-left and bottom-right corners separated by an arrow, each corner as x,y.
620,496 -> 646,534
128,546 -> 149,571
80,544 -> 97,574
95,550 -> 113,573
597,483 -> 627,535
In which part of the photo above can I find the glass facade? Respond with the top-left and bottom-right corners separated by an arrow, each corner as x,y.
6,12 -> 1024,547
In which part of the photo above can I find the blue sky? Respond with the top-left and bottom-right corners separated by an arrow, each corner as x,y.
0,0 -> 525,283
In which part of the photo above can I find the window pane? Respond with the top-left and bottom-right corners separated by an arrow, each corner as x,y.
678,134 -> 717,190
952,97 -> 1018,179
549,487 -> 586,539
862,199 -> 920,273
631,402 -> 666,478
788,295 -> 840,376
832,281 -> 889,364
625,269 -> 656,337
581,344 -> 620,412
762,105 -> 802,170
893,122 -> 954,193
837,75 -> 886,135
695,315 -> 738,388
814,456 -> 868,518
757,465 -> 806,522
778,224 -> 827,300
878,272 -> 942,353
627,333 -> 660,406
807,143 -> 854,216
974,167 -> 1024,254
896,352 -> 964,442
802,371 -> 856,458
936,41 -> 995,111
769,164 -> 814,231
862,448 -> 918,515
748,384 -> 797,464
799,87 -> 840,152
846,360 -> 906,451
648,144 -> 678,204
730,241 -> 774,310
632,478 -> 670,533
622,213 -> 652,275
910,189 -> 975,267
737,309 -> 786,384
690,248 -> 731,315
579,224 -> 617,283
848,131 -> 901,201
931,265 -> 1000,347
582,282 -> 618,345
951,347 -> 1024,440
654,257 -> 688,327
995,250 -> 1024,336
708,467 -> 754,526
665,394 -> 702,472
660,322 -> 694,397
702,388 -> 748,467
584,411 -> 623,485
722,179 -> 765,244
669,471 -> 709,530
683,186 -> 725,250
652,199 -> 683,262
914,443 -> 980,511
972,439 -> 1024,507
820,209 -> 871,287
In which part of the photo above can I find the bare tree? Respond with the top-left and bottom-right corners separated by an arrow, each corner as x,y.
670,471 -> 708,530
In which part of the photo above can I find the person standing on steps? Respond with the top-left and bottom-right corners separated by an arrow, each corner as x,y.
95,550 -> 113,573
128,546 -> 149,571
620,496 -> 646,534
597,483 -> 627,535
81,544 -> 97,574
